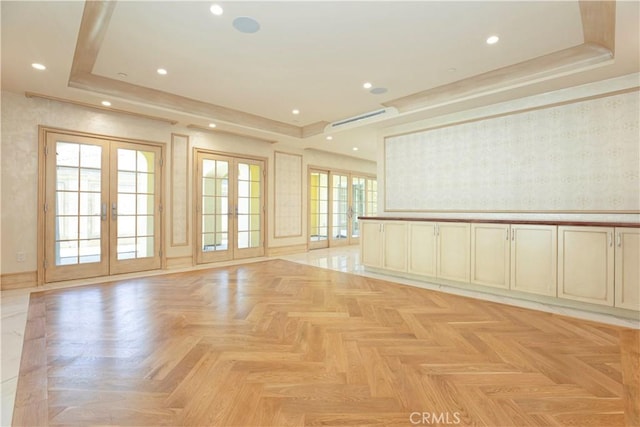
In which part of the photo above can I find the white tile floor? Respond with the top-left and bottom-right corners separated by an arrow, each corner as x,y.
1,245 -> 638,426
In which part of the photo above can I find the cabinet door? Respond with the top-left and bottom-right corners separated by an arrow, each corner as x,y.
361,221 -> 382,268
437,223 -> 470,283
408,222 -> 437,277
382,222 -> 407,273
471,223 -> 510,289
510,225 -> 557,296
615,228 -> 640,310
558,226 -> 614,306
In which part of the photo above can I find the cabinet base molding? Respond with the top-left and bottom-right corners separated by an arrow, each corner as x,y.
1,271 -> 37,290
364,266 -> 640,325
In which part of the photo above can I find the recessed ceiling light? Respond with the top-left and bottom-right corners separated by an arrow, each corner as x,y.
101,101 -> 111,107
292,109 -> 300,115
486,35 -> 500,45
326,136 -> 333,141
31,63 -> 46,71
233,16 -> 260,34
363,82 -> 372,89
352,147 -> 359,151
210,4 -> 223,16
157,68 -> 168,75
208,123 -> 217,128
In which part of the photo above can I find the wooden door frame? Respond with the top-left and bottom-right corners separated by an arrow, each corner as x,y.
307,165 -> 376,249
37,126 -> 165,286
192,147 -> 268,265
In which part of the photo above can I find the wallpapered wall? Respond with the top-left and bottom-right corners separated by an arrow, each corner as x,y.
0,91 -> 375,275
385,91 -> 639,213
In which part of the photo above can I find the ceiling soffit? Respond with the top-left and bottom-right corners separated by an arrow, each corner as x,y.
67,1 -> 615,139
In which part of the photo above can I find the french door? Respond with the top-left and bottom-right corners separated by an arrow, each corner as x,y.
195,151 -> 265,264
43,131 -> 163,283
309,169 -> 376,249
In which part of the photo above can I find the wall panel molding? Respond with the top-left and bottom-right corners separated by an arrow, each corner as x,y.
274,151 -> 303,238
170,133 -> 189,246
385,91 -> 640,213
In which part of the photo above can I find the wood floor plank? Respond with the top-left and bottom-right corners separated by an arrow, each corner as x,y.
11,259 -> 639,426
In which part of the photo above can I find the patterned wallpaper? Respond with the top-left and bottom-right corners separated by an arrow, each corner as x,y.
385,91 -> 640,212
274,152 -> 303,238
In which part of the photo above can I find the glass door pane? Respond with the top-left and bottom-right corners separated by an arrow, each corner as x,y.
309,170 -> 329,249
366,178 -> 378,215
234,160 -> 265,259
202,159 -> 229,253
331,173 -> 349,245
351,176 -> 366,242
110,144 -> 162,274
197,153 -> 233,264
45,135 -> 109,282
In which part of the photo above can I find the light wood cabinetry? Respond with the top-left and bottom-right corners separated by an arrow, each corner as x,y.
510,224 -> 557,297
361,220 -> 407,272
382,222 -> 407,272
437,223 -> 471,282
361,218 -> 638,317
361,221 -> 383,268
471,223 -> 510,289
408,222 -> 437,277
407,222 -> 469,282
558,226 -> 614,306
615,227 -> 640,310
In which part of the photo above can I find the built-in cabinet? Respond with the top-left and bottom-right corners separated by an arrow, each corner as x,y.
614,228 -> 640,311
360,220 -> 407,272
558,226 -> 614,306
407,222 -> 469,282
470,223 -> 557,296
510,224 -> 557,297
471,223 -> 510,289
362,218 -> 639,316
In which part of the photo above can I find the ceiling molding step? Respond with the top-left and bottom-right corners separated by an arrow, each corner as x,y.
24,91 -> 179,125
70,0 -> 116,80
579,0 -> 616,53
383,43 -> 613,113
68,72 -> 302,138
301,121 -> 330,138
69,0 -> 302,139
383,86 -> 639,141
304,147 -> 374,164
186,124 -> 277,144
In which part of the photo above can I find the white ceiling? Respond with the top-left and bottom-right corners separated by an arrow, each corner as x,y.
2,1 -> 639,161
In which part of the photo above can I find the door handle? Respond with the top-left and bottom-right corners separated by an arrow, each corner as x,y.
112,203 -> 117,219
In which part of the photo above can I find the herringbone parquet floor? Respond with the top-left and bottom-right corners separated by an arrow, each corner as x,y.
12,260 -> 640,426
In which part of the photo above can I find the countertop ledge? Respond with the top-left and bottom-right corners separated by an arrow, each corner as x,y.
358,217 -> 640,228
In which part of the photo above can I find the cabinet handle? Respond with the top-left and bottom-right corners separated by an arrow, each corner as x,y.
506,228 -> 509,240
617,232 -> 622,247
511,229 -> 515,241
609,232 -> 613,247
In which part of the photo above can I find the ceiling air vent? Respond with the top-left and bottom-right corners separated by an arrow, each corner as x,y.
326,107 -> 398,131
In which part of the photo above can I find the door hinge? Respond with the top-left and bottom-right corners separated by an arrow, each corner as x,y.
159,250 -> 163,258
43,259 -> 48,269
159,204 -> 163,213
